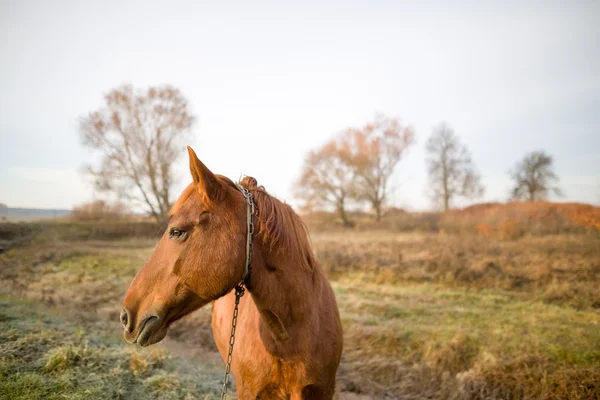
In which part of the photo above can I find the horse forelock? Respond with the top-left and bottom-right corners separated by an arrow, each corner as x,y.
168,183 -> 197,217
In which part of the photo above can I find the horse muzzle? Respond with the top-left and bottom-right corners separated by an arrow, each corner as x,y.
121,309 -> 167,347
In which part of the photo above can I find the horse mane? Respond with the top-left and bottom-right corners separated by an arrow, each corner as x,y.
170,175 -> 315,271
238,176 -> 315,270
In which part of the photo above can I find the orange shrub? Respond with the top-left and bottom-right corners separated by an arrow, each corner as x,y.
476,223 -> 491,238
303,202 -> 600,236
496,217 -> 523,240
442,202 -> 600,236
568,206 -> 600,231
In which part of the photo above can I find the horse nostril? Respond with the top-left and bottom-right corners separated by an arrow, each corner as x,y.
120,309 -> 130,330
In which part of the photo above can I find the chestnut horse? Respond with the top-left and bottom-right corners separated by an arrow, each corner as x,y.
121,147 -> 343,399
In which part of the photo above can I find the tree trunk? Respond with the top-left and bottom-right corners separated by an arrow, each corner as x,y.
528,186 -> 535,202
443,194 -> 450,212
374,201 -> 382,222
337,202 -> 352,227
442,155 -> 450,211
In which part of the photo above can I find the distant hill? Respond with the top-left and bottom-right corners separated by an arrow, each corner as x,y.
0,207 -> 71,222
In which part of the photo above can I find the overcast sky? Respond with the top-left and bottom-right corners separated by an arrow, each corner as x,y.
1,0 -> 599,210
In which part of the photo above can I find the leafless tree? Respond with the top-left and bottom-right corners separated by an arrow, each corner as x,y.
509,150 -> 561,201
79,85 -> 194,221
426,123 -> 484,211
295,135 -> 358,226
350,115 -> 415,221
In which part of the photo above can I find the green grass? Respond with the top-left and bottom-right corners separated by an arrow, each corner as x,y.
49,253 -> 145,279
0,297 -> 222,400
335,281 -> 600,398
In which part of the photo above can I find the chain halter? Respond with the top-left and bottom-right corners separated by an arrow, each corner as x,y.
220,185 -> 255,399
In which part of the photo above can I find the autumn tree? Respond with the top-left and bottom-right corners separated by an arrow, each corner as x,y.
425,123 -> 484,211
79,85 -> 194,221
509,150 -> 561,201
350,115 -> 415,221
295,135 -> 357,226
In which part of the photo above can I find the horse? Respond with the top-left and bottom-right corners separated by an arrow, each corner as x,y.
121,146 -> 343,399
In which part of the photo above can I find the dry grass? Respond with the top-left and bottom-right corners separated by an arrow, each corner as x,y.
313,231 -> 600,310
304,201 -> 600,236
334,281 -> 600,399
1,210 -> 599,399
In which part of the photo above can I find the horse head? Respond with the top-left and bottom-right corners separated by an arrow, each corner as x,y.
121,146 -> 248,346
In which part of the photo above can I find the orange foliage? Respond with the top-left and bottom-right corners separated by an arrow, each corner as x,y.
475,218 -> 522,240
450,202 -> 600,238
496,217 -> 523,240
475,223 -> 491,238
569,205 -> 600,231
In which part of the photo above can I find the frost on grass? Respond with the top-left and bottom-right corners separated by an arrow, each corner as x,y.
0,299 -> 221,400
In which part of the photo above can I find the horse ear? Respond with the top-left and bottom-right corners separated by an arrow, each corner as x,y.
187,146 -> 221,200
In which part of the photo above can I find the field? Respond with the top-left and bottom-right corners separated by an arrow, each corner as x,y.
1,205 -> 599,399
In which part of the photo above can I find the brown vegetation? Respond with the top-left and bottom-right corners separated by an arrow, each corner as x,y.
71,200 -> 127,221
1,201 -> 599,399
313,230 -> 600,309
447,202 -> 600,236
79,85 -> 195,221
303,201 -> 600,236
348,115 -> 415,221
296,114 -> 414,225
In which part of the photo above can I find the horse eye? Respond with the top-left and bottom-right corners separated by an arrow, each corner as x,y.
169,228 -> 187,241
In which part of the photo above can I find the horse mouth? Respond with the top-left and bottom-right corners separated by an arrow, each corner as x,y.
133,316 -> 165,347
122,290 -> 207,347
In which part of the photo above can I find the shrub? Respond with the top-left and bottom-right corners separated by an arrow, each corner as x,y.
496,217 -> 523,240
71,200 -> 127,221
442,202 -> 600,236
304,202 -> 600,237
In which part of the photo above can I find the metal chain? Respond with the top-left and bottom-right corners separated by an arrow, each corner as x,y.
220,185 -> 255,399
220,283 -> 245,399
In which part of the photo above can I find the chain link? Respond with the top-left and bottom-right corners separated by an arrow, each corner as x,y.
220,185 -> 255,399
220,283 -> 245,399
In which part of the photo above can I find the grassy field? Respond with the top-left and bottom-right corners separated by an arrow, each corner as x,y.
1,217 -> 599,399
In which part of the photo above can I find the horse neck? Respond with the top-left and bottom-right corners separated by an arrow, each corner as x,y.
247,243 -> 320,344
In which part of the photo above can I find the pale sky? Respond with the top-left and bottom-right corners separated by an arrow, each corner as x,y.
1,0 -> 599,210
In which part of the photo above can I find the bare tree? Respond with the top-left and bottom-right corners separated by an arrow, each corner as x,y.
79,85 -> 194,221
426,123 -> 484,211
349,115 -> 415,221
295,135 -> 357,226
509,150 -> 561,201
